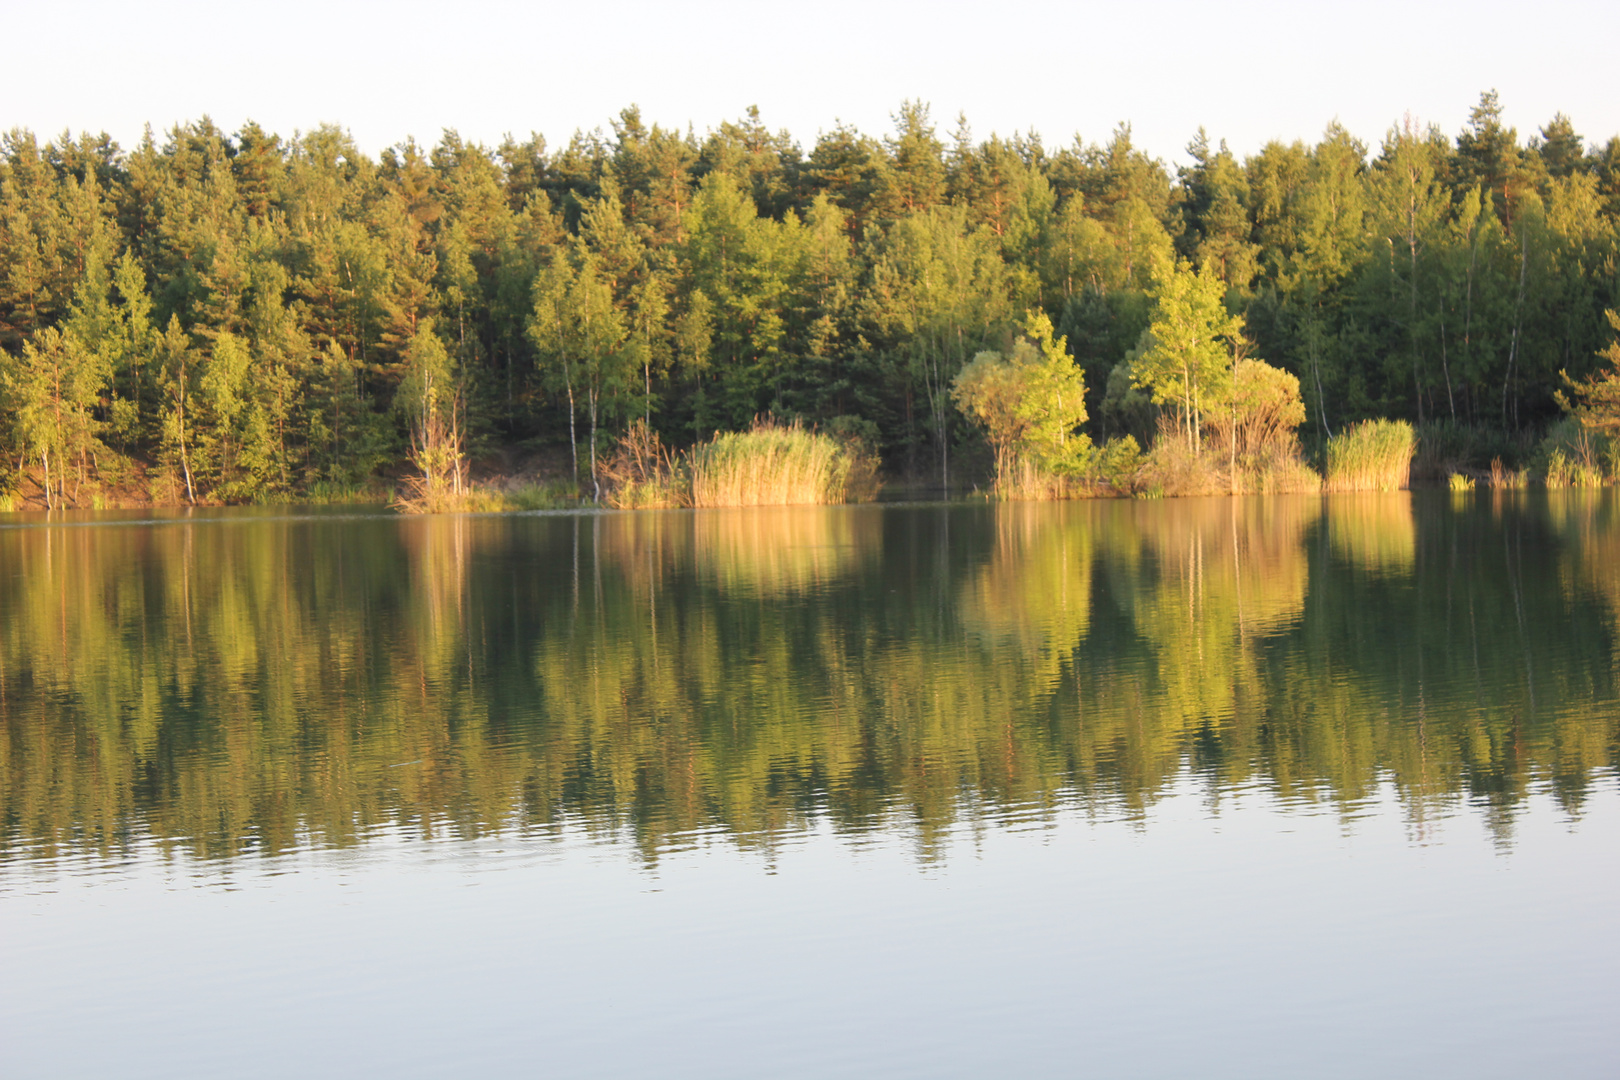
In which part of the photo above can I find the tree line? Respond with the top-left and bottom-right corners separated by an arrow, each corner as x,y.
2,92 -> 1617,504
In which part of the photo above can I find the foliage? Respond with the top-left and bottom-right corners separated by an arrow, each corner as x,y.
1092,435 -> 1144,493
1202,358 -> 1315,492
0,326 -> 109,507
1557,310 -> 1620,433
597,419 -> 685,509
1538,417 -> 1608,487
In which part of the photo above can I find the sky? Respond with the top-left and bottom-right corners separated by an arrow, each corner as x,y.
4,0 -> 1617,168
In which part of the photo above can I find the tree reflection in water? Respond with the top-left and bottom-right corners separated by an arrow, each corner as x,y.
2,493 -> 1616,864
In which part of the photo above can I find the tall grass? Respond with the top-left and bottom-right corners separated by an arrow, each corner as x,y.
597,418 -> 881,509
1538,418 -> 1607,488
1324,420 -> 1417,492
689,421 -> 858,507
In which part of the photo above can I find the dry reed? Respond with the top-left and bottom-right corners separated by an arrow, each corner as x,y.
1139,418 -> 1320,497
1489,458 -> 1529,489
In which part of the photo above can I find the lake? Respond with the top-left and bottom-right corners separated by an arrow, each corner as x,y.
1,493 -> 1617,1078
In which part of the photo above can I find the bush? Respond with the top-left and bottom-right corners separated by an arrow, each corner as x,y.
1137,421 -> 1227,497
1093,436 -> 1144,494
1324,420 -> 1416,492
597,420 -> 685,509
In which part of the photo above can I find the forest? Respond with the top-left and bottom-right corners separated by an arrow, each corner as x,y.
1,91 -> 1618,506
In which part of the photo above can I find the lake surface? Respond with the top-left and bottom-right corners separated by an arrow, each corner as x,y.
2,494 -> 1617,1078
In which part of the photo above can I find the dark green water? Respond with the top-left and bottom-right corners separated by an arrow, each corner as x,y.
1,494 -> 1617,1077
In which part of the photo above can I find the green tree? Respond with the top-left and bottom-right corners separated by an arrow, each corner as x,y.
528,248 -> 634,498
862,204 -> 1012,486
395,320 -> 465,508
1131,258 -> 1244,451
952,310 -> 1090,495
155,315 -> 198,503
0,326 -> 110,507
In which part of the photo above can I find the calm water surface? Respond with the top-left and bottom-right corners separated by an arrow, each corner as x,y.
2,494 -> 1617,1078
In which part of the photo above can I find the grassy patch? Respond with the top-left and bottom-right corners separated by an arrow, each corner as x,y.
302,480 -> 393,505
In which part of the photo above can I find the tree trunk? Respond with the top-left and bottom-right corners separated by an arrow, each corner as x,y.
588,388 -> 600,503
1504,238 -> 1528,430
565,366 -> 578,491
1439,300 -> 1456,418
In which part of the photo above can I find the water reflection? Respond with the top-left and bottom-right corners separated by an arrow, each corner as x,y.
2,494 -> 1616,866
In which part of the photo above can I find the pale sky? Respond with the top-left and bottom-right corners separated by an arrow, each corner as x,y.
5,0 -> 1617,168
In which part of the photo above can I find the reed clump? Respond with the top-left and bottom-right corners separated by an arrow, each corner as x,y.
598,418 -> 881,509
1538,419 -> 1608,488
1489,458 -> 1529,489
690,420 -> 876,507
1324,419 -> 1417,492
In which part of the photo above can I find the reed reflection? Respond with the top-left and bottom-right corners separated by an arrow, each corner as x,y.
1,496 -> 1616,865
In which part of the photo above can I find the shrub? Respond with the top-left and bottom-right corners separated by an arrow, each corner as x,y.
1137,421 -> 1227,497
459,480 -> 578,511
1324,420 -> 1416,492
1093,436 -> 1144,494
597,420 -> 685,509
